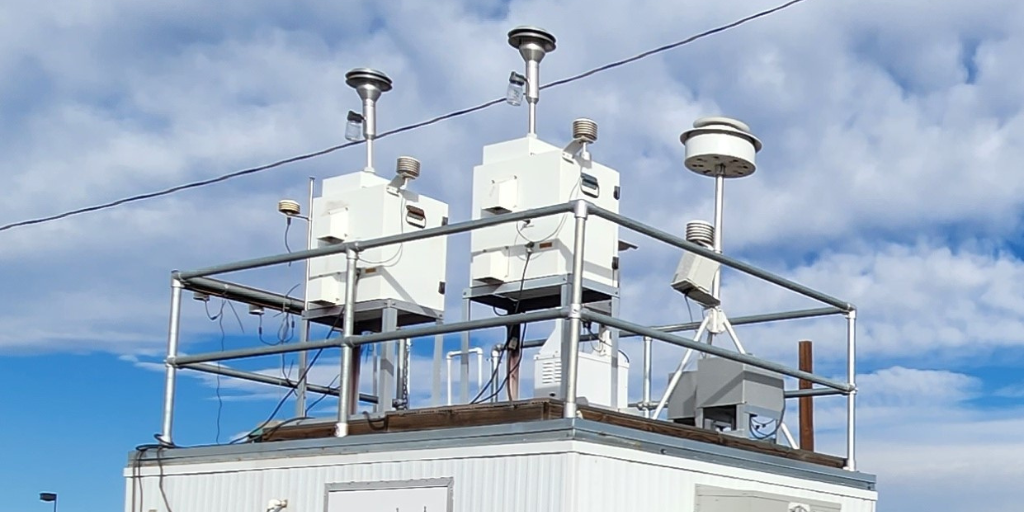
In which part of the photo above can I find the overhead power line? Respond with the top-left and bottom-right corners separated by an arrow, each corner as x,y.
0,0 -> 809,234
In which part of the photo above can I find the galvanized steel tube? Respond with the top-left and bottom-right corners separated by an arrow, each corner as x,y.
586,204 -> 854,312
846,310 -> 857,470
642,336 -> 652,418
583,310 -> 853,392
159,278 -> 184,445
563,200 -> 588,419
177,202 -> 573,280
336,249 -> 358,438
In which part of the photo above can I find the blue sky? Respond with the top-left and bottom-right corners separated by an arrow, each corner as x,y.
5,0 -> 1024,511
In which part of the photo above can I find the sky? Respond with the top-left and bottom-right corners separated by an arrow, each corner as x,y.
2,0 -> 1024,510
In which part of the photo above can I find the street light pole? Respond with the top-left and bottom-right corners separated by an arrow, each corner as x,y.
39,492 -> 57,512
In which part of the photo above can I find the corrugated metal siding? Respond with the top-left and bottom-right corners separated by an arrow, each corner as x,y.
573,452 -> 875,512
128,451 -> 570,512
127,441 -> 875,512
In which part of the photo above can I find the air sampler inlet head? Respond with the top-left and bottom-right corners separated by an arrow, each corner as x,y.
573,118 -> 598,143
508,26 -> 556,134
345,68 -> 393,100
396,156 -> 421,180
679,116 -> 763,178
508,25 -> 557,64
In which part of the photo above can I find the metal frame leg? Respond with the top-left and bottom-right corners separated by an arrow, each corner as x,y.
506,323 -> 522,401
432,322 -> 443,407
395,338 -> 410,409
460,297 -> 471,403
296,177 -> 315,417
846,310 -> 857,471
642,336 -> 652,418
609,293 -> 621,409
652,315 -> 710,418
563,200 -> 589,419
335,249 -> 358,437
490,346 -> 501,403
159,277 -> 184,446
376,307 -> 398,412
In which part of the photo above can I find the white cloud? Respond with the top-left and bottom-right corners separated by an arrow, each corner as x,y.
8,0 -> 1024,510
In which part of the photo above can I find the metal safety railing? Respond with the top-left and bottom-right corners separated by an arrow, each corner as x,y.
158,199 -> 858,470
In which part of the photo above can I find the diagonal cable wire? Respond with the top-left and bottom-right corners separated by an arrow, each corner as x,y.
0,0 -> 809,234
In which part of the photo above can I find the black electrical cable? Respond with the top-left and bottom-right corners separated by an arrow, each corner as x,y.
305,374 -> 341,415
471,248 -> 534,404
230,312 -> 345,444
228,347 -> 326,444
0,0 -> 811,234
132,442 -> 174,512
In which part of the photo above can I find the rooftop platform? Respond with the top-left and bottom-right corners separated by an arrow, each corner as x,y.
131,399 -> 872,492
250,399 -> 845,469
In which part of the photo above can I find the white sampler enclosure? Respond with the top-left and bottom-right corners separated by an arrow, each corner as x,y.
308,169 -> 449,316
469,135 -> 620,290
127,409 -> 877,512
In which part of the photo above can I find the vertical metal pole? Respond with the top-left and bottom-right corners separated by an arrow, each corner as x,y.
460,297 -> 471,403
296,176 -> 315,417
709,172 -> 725,348
506,323 -> 522,401
372,344 -> 379,410
563,200 -> 588,419
432,326 -> 443,406
159,278 -> 184,445
363,97 -> 376,172
642,336 -> 652,418
799,340 -> 815,451
335,249 -> 358,438
490,346 -> 501,403
476,350 -> 484,393
528,102 -> 537,136
446,355 -> 453,406
609,295 -> 621,409
711,173 -> 725,298
378,308 -> 397,411
846,310 -> 857,470
396,338 -> 409,409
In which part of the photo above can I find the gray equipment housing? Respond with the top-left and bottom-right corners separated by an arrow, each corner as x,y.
667,357 -> 785,442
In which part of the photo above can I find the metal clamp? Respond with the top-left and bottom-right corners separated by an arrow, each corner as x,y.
572,199 -> 589,219
567,304 -> 582,320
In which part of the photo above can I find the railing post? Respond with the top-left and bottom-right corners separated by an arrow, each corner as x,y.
336,249 -> 358,437
642,336 -> 652,418
563,200 -> 589,419
845,310 -> 857,470
798,340 -> 815,451
159,276 -> 184,445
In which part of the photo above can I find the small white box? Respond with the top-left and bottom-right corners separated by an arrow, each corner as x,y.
534,350 -> 629,410
671,251 -> 720,306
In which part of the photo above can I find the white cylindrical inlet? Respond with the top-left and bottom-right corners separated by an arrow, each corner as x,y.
573,118 -> 598,143
396,156 -> 421,180
685,220 -> 715,249
679,116 -> 762,178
